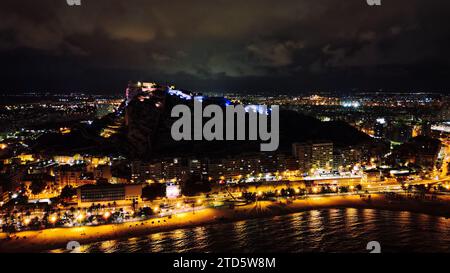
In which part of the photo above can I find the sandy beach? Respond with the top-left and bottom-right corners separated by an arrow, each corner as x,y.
1,194 -> 449,253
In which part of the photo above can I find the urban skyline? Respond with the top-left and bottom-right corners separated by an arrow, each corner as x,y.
0,82 -> 449,255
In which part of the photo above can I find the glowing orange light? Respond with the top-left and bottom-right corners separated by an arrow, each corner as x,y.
103,211 -> 111,219
76,213 -> 84,221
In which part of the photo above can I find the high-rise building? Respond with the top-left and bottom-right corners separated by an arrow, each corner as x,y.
333,146 -> 362,170
292,142 -> 333,172
311,142 -> 333,170
374,120 -> 386,138
188,159 -> 208,177
292,142 -> 312,172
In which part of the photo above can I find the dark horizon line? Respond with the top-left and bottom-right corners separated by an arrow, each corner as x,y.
0,89 -> 449,97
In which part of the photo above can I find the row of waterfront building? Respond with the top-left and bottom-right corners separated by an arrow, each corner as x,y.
131,142 -> 371,183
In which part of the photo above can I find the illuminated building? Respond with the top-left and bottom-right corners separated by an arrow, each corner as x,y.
333,147 -> 362,170
374,118 -> 386,138
362,169 -> 382,183
188,159 -> 207,177
166,183 -> 181,199
77,184 -> 142,207
0,188 -> 9,206
55,165 -> 95,187
432,122 -> 450,134
131,159 -> 188,183
292,142 -> 333,172
311,143 -> 333,170
17,154 -> 34,164
93,164 -> 112,181
292,143 -> 312,172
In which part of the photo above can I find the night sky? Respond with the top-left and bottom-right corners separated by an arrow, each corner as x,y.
1,0 -> 450,94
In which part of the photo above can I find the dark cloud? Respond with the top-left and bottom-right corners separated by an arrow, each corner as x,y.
1,0 -> 450,93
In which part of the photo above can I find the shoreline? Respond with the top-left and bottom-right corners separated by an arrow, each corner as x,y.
1,194 -> 449,253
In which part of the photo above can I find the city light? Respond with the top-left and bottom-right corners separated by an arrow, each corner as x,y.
1,0 -> 450,256
376,118 -> 386,124
50,215 -> 57,224
166,184 -> 181,199
76,213 -> 84,222
103,211 -> 111,220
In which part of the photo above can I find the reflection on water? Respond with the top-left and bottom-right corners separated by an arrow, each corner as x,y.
49,208 -> 450,253
100,240 -> 117,253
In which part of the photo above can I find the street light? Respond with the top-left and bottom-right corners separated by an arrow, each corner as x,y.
76,213 -> 84,222
103,211 -> 111,220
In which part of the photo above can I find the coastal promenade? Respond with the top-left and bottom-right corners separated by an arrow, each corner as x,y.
1,194 -> 449,253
